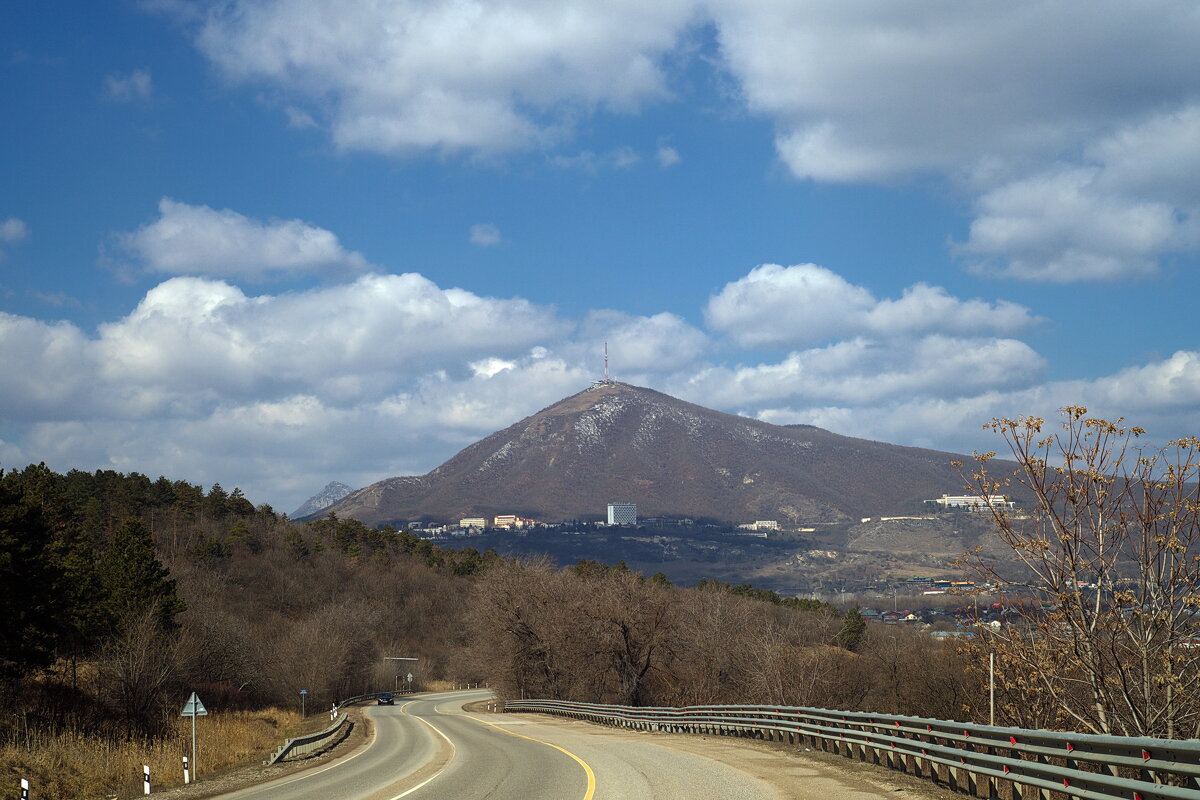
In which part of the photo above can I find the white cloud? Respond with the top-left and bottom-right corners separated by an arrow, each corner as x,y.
745,349 -> 1200,462
550,147 -> 644,171
576,310 -> 709,374
0,266 -> 585,509
0,217 -> 29,260
284,106 -> 318,129
104,69 -> 154,102
673,335 -> 1043,410
167,2 -> 1200,280
958,107 -> 1200,281
656,145 -> 680,167
469,223 -> 502,247
0,218 -> 29,243
7,184 -> 1199,514
710,1 -> 1200,181
0,313 -> 98,421
190,0 -> 700,156
707,1 -> 1200,280
116,198 -> 370,281
94,272 -> 567,412
705,263 -> 1035,348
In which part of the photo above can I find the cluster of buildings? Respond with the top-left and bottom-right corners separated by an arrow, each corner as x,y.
449,502 -> 640,533
900,576 -> 979,595
418,491 -> 1017,538
736,520 -> 779,533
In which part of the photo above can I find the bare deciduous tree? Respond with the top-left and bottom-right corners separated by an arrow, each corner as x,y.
963,407 -> 1200,737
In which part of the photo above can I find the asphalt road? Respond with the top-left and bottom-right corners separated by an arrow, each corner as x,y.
212,689 -> 790,800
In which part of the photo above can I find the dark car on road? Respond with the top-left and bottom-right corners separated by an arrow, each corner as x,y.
377,692 -> 394,705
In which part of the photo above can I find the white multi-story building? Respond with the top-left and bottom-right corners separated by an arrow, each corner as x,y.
459,517 -> 487,529
607,503 -> 637,525
933,494 -> 1014,510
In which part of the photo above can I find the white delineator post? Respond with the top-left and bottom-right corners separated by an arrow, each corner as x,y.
143,765 -> 151,795
20,778 -> 29,799
183,755 -> 190,784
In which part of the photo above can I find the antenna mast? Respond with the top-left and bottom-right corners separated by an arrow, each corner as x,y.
604,342 -> 609,382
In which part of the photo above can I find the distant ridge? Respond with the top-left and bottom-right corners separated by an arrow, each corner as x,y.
291,481 -> 356,519
317,382 -> 972,527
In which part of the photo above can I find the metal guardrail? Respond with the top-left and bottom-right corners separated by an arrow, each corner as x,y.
266,712 -> 349,765
337,688 -> 414,707
505,699 -> 1200,800
265,689 -> 415,765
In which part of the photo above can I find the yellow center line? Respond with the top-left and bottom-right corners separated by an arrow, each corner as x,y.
463,713 -> 596,800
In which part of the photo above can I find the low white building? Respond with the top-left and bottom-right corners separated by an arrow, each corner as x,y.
933,494 -> 1014,511
738,520 -> 779,531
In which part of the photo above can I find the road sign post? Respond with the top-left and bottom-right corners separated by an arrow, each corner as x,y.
180,692 -> 208,782
300,688 -> 308,717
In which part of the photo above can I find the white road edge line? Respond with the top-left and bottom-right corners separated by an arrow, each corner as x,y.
218,707 -> 380,798
387,701 -> 458,800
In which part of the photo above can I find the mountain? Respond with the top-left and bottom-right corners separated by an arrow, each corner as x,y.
318,381 -> 976,528
290,481 -> 356,519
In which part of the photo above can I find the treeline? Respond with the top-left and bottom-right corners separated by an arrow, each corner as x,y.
466,558 -> 980,719
0,464 -> 486,744
1,461 -> 983,758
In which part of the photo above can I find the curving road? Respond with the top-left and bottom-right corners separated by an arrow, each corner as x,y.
212,689 -> 789,800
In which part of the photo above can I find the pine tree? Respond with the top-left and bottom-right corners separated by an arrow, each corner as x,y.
0,482 -> 67,681
836,607 -> 867,651
98,519 -> 185,629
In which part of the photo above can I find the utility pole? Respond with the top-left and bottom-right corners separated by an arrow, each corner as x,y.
989,651 -> 995,726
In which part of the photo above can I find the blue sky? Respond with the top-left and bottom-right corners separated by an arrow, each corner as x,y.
3,0 -> 1200,513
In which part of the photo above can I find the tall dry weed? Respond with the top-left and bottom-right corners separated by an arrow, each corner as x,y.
0,709 -> 305,800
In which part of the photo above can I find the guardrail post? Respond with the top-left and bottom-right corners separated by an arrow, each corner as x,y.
1034,755 -> 1051,800
984,748 -> 997,799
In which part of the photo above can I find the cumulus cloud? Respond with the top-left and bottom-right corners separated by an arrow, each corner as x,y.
707,1 -> 1200,280
94,272 -> 568,412
0,268 -> 588,507
711,1 -> 1200,181
104,69 -> 154,102
190,0 -> 699,156
958,107 -> 1200,281
705,263 -> 1035,348
576,310 -> 710,374
162,2 -> 1200,281
0,313 -> 98,421
672,335 -> 1043,411
746,349 -> 1200,461
3,268 -> 1198,513
116,198 -> 370,281
469,223 -> 502,247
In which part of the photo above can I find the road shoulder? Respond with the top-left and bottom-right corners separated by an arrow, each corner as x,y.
494,711 -> 962,800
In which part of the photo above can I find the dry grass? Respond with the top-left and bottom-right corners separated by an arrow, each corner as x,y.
0,709 -> 308,800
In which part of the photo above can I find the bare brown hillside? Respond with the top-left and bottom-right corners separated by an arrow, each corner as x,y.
320,381 -> 976,527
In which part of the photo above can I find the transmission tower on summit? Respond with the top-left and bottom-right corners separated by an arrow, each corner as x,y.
592,342 -> 614,387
